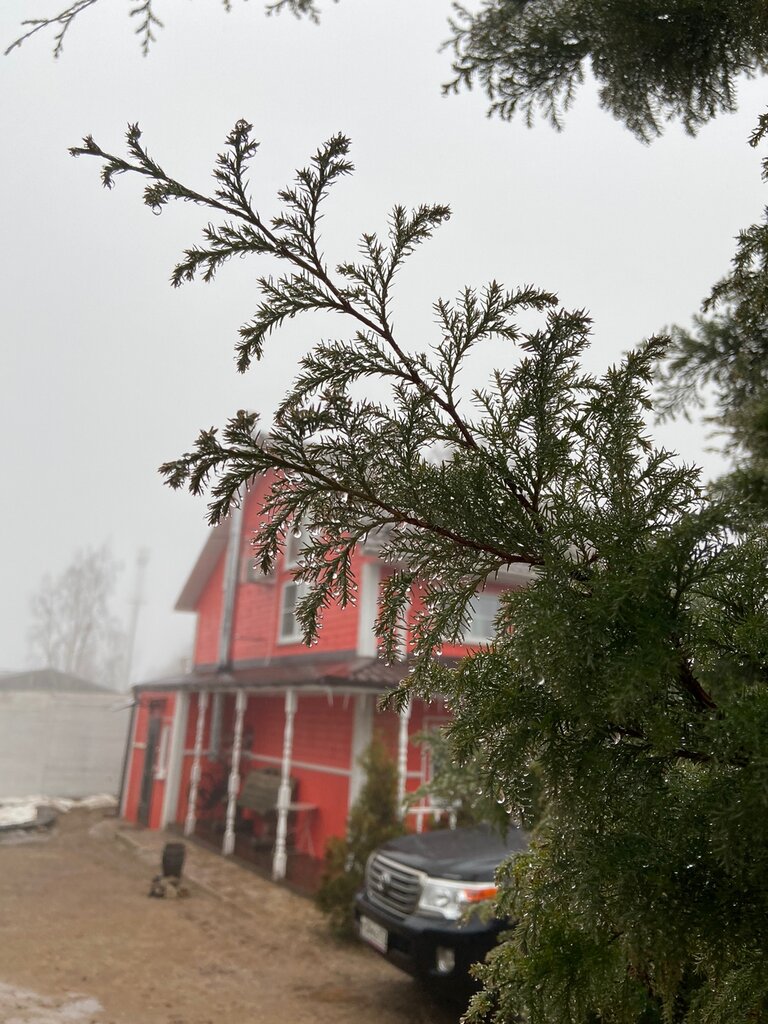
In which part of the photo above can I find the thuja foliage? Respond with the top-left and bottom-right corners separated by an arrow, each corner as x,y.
407,728 -> 521,830
4,0 -> 163,58
445,0 -> 768,141
316,736 -> 402,937
73,125 -> 768,1021
659,113 -> 768,506
10,0 -> 768,142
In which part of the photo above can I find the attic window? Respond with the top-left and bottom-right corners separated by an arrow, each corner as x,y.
284,520 -> 310,568
279,580 -> 308,642
242,554 -> 275,584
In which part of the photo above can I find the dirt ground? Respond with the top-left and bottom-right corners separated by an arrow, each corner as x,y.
0,809 -> 461,1024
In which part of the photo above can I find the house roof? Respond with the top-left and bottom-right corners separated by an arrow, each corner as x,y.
175,519 -> 230,612
0,667 -> 113,694
173,489 -> 535,616
133,653 -> 420,695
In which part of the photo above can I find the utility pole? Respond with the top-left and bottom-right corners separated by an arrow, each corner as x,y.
124,547 -> 149,690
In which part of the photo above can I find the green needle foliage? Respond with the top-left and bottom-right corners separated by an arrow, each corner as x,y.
73,124 -> 768,1022
445,0 -> 768,141
659,113 -> 768,508
10,1 -> 768,141
407,728 -> 520,830
316,736 -> 402,937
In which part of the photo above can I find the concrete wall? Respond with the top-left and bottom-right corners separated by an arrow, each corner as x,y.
0,691 -> 130,799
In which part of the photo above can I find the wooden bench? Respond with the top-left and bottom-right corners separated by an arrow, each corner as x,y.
237,767 -> 289,815
237,768 -> 298,844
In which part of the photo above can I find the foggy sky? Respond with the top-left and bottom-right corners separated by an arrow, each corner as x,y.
1,1 -> 766,686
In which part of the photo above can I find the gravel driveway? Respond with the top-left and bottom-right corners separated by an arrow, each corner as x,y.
0,809 -> 460,1024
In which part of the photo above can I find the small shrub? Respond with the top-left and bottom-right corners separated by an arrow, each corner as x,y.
316,735 -> 404,937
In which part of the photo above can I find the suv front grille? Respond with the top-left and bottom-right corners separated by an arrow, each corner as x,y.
366,853 -> 423,918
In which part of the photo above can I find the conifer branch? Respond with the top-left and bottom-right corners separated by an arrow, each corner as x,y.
4,0 -> 100,57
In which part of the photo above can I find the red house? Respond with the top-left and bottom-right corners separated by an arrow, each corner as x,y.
120,475 -> 527,881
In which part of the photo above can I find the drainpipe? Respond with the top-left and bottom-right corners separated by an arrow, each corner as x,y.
217,494 -> 245,669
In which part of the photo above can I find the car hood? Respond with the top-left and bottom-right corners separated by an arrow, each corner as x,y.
376,824 -> 528,882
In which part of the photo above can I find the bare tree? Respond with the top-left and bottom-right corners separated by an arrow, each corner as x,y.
28,544 -> 128,689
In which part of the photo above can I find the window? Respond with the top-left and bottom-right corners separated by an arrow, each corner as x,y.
279,580 -> 308,642
284,520 -> 310,568
241,553 -> 275,585
464,592 -> 500,642
154,724 -> 170,780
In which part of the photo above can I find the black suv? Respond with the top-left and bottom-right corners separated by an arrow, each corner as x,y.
354,824 -> 527,997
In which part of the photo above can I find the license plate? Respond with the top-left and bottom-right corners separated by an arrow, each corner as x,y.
359,915 -> 388,953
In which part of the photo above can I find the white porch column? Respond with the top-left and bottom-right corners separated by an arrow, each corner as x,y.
272,688 -> 298,880
222,689 -> 247,856
160,692 -> 189,828
184,690 -> 209,837
348,693 -> 374,810
396,697 -> 412,814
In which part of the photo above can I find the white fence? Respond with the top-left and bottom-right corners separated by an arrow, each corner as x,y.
0,691 -> 130,799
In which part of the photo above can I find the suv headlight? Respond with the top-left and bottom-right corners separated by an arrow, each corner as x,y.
417,878 -> 498,921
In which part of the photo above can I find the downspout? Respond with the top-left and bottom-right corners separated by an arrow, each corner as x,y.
217,493 -> 245,669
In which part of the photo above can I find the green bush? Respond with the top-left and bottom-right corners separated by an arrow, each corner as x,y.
316,735 -> 404,937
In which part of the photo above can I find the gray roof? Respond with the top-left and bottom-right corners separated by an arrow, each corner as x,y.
0,668 -> 112,694
175,519 -> 230,612
133,654 -> 408,695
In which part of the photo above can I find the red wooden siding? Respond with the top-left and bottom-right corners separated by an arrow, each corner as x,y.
124,468 -> 519,865
123,691 -> 177,829
193,475 -> 366,665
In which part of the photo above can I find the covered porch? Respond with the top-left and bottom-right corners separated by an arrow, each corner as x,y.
120,657 -> 450,882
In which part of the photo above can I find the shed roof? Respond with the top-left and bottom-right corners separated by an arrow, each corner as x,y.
0,667 -> 113,694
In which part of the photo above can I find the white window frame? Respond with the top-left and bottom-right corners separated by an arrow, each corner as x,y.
284,520 -> 310,569
241,552 -> 275,584
154,723 -> 170,780
278,579 -> 308,643
464,592 -> 500,643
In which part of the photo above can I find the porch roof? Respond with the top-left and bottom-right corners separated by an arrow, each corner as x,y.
132,653 -> 415,695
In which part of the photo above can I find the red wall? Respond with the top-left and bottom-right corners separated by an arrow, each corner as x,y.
193,474 -> 365,666
154,689 -> 445,857
127,471 -> 516,859
123,691 -> 177,829
193,557 -> 225,666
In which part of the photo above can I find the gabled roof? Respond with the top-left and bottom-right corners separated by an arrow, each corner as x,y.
173,503 -> 534,615
175,519 -> 230,612
0,667 -> 112,694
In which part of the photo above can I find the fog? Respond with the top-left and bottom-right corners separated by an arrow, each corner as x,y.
1,1 -> 765,684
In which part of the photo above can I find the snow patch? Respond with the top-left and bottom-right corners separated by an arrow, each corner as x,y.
0,795 -> 116,814
0,982 -> 103,1023
0,804 -> 38,828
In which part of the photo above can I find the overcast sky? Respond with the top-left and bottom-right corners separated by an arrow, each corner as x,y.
1,1 -> 766,686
